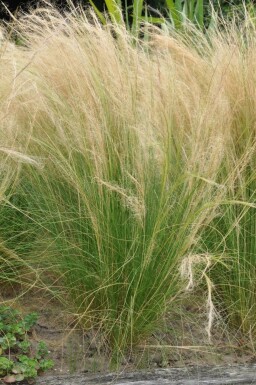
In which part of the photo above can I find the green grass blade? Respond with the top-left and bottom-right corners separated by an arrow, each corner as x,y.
104,0 -> 123,24
139,16 -> 165,24
165,0 -> 182,29
188,0 -> 196,21
88,0 -> 107,24
195,0 -> 204,28
131,0 -> 144,36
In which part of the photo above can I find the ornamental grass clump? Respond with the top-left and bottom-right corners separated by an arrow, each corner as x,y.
0,7 -> 228,356
2,4 -> 256,359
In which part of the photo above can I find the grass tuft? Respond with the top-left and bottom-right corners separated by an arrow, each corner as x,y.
1,4 -> 256,360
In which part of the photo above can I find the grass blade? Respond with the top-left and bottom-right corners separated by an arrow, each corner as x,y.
104,0 -> 123,24
88,0 -> 107,24
165,0 -> 182,29
195,0 -> 204,28
131,0 -> 144,36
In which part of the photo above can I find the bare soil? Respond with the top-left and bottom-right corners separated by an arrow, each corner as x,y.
1,289 -> 256,380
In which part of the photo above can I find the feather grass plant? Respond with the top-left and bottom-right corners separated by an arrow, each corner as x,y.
0,7 -> 228,359
2,3 -> 256,360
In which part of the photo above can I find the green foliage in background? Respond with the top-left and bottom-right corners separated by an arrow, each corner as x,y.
164,0 -> 204,29
86,0 -> 256,33
87,0 -> 205,32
